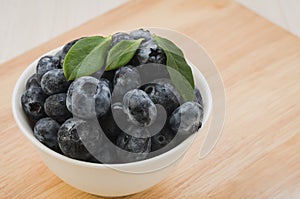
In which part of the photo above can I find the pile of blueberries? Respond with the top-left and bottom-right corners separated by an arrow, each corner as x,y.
21,29 -> 204,163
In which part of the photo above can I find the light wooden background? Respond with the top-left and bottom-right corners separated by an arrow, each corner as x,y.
1,0 -> 300,198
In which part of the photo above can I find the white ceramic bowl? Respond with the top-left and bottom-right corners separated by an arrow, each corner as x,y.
12,47 -> 212,197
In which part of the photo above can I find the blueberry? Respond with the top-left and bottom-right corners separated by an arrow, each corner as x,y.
55,50 -> 63,62
95,79 -> 112,118
58,118 -> 101,161
152,79 -> 181,97
130,40 -> 166,66
99,102 -> 127,142
151,126 -> 175,152
91,70 -> 115,92
111,32 -> 133,47
26,74 -> 40,89
112,66 -> 141,102
146,44 -> 166,64
44,93 -> 72,123
60,38 -> 81,65
129,29 -> 153,42
169,102 -> 204,136
111,102 -> 147,137
152,78 -> 183,103
123,89 -> 157,127
66,76 -> 111,119
21,87 -> 47,121
36,55 -> 60,83
33,117 -> 60,152
194,87 -> 203,107
98,109 -> 122,143
141,83 -> 180,116
101,70 -> 116,84
99,77 -> 112,93
66,76 -> 98,118
110,101 -> 165,138
41,69 -> 71,95
116,133 -> 151,162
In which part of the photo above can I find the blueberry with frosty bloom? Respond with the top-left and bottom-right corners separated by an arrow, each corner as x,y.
21,87 -> 47,121
111,32 -> 133,47
112,66 -> 141,102
116,132 -> 151,162
169,102 -> 203,136
36,55 -> 60,83
141,82 -> 180,116
58,118 -> 101,161
26,74 -> 40,89
123,89 -> 157,127
41,69 -> 71,95
66,76 -> 111,119
34,117 -> 60,152
129,29 -> 153,42
44,93 -> 71,123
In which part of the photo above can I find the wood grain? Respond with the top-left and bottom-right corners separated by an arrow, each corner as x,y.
1,0 -> 300,198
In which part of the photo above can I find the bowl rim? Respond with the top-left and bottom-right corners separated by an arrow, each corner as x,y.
12,46 -> 213,171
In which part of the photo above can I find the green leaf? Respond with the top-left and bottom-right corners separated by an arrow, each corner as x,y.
63,36 -> 112,80
106,38 -> 143,70
153,35 -> 194,101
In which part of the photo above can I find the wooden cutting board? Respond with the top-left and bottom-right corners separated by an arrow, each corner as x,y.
1,0 -> 300,198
